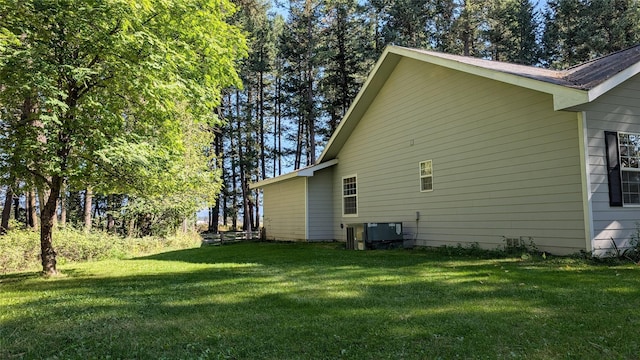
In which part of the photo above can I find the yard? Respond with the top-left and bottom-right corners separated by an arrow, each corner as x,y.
1,242 -> 639,359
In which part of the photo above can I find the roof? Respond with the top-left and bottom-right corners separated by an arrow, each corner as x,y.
564,45 -> 640,89
406,44 -> 640,91
317,44 -> 640,163
252,44 -> 640,188
249,158 -> 338,189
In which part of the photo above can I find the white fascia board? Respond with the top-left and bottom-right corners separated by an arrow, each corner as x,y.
297,158 -> 339,176
250,159 -> 339,189
250,172 -> 299,189
553,89 -> 591,110
587,61 -> 640,103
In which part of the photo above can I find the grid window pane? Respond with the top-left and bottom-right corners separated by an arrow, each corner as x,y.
618,132 -> 640,205
420,161 -> 432,176
343,196 -> 357,215
421,177 -> 432,191
419,160 -> 433,192
343,176 -> 357,215
343,177 -> 357,196
622,170 -> 640,205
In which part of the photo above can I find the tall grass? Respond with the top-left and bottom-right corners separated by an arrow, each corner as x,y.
0,228 -> 201,273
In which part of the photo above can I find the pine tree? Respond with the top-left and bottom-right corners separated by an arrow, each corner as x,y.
486,0 -> 541,65
370,0 -> 433,48
320,0 -> 376,136
543,0 -> 640,68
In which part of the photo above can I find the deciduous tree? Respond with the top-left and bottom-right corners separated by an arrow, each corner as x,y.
0,0 -> 246,274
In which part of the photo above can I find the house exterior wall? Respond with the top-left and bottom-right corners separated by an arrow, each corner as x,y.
307,168 -> 335,241
578,74 -> 640,254
331,57 -> 587,255
262,177 -> 307,241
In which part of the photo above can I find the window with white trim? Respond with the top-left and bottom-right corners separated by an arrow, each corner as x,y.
419,160 -> 433,192
342,175 -> 358,215
619,132 -> 640,205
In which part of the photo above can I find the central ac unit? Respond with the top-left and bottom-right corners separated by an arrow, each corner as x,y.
346,222 -> 403,250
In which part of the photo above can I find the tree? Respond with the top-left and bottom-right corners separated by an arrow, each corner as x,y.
320,0 -> 376,135
0,0 -> 246,274
542,0 -> 640,68
279,0 -> 323,168
486,0 -> 540,65
370,0 -> 433,48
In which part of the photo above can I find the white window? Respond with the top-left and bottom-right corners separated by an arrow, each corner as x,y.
419,160 -> 433,192
342,175 -> 358,216
619,132 -> 640,205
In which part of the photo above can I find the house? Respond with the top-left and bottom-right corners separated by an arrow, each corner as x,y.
251,45 -> 640,255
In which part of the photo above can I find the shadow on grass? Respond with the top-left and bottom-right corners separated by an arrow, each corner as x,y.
2,242 -> 640,359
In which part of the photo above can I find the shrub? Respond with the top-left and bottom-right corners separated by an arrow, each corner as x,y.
0,229 -> 40,273
0,228 -> 202,274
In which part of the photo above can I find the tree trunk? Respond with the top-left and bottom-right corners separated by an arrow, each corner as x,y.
127,217 -> 136,237
210,131 -> 222,233
27,189 -> 38,229
274,64 -> 282,177
68,190 -> 82,226
106,194 -> 115,233
13,195 -> 19,221
254,188 -> 260,230
231,90 -> 240,231
59,183 -> 67,227
41,176 -> 62,275
38,186 -> 54,228
210,198 -> 220,233
295,114 -> 304,169
83,187 -> 93,232
242,180 -> 252,235
305,0 -> 316,165
1,185 -> 14,234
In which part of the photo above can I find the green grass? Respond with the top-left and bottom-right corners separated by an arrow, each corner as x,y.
1,242 -> 639,359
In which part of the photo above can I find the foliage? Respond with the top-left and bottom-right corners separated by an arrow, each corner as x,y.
628,225 -> 640,263
485,0 -> 541,64
0,228 -> 201,274
0,0 -> 246,273
604,223 -> 640,263
1,242 -> 639,359
542,0 -> 640,68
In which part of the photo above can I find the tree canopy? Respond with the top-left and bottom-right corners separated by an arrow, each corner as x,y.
0,0 -> 247,274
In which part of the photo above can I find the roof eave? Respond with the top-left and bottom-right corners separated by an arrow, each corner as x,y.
249,159 -> 339,189
586,61 -> 640,103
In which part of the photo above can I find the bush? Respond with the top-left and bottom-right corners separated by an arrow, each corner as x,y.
0,229 -> 40,274
0,228 -> 202,274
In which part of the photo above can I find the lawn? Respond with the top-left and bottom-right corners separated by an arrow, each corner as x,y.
1,242 -> 639,359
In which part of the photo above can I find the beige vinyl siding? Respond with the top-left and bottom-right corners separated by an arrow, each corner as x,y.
578,74 -> 640,253
307,168 -> 335,241
332,57 -> 586,255
262,177 -> 307,241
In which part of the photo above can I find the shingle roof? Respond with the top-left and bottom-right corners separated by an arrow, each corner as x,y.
404,44 -> 640,90
564,45 -> 640,89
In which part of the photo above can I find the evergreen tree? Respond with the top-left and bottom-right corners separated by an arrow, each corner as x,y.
543,0 -> 640,68
486,0 -> 541,64
320,0 -> 376,135
370,0 -> 433,48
